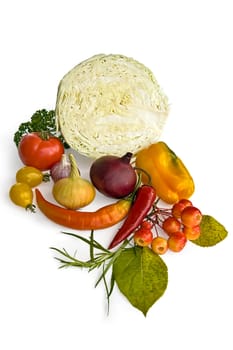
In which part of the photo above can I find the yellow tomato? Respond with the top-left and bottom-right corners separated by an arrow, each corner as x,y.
16,166 -> 45,187
9,182 -> 35,212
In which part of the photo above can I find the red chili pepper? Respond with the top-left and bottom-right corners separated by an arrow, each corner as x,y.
108,185 -> 156,249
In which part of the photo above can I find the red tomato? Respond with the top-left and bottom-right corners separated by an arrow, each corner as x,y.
18,132 -> 64,171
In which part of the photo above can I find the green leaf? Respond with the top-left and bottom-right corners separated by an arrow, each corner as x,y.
113,246 -> 168,316
191,215 -> 228,247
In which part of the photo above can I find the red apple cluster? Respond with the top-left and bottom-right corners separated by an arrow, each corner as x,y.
133,199 -> 203,255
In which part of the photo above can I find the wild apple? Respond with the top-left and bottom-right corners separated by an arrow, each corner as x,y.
134,228 -> 153,247
181,206 -> 202,227
183,225 -> 201,240
162,217 -> 182,235
172,199 -> 193,218
151,237 -> 168,255
168,231 -> 187,252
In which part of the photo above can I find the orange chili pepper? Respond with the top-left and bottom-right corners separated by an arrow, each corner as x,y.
35,188 -> 131,230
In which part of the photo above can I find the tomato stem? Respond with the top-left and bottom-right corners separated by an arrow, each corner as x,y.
40,130 -> 50,140
25,204 -> 36,213
42,173 -> 51,182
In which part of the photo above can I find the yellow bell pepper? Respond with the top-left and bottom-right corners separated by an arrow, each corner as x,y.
135,142 -> 195,204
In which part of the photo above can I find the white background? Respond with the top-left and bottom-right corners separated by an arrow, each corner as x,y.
1,0 -> 232,349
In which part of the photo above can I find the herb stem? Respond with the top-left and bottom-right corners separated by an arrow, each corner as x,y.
50,232 -> 132,313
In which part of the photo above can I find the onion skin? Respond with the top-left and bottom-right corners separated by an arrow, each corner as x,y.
52,178 -> 95,210
90,152 -> 137,198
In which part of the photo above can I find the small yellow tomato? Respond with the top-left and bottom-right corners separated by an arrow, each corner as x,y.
9,182 -> 35,212
16,166 -> 48,187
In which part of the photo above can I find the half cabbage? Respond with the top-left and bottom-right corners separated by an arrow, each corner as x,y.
56,54 -> 169,158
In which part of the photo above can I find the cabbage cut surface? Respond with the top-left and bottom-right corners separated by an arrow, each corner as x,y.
56,54 -> 169,158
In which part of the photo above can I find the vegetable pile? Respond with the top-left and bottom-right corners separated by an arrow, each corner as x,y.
9,54 -> 228,316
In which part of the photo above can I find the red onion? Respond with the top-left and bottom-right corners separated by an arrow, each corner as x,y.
90,152 -> 137,198
50,154 -> 71,182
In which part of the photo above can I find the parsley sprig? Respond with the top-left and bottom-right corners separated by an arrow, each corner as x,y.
14,109 -> 69,148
